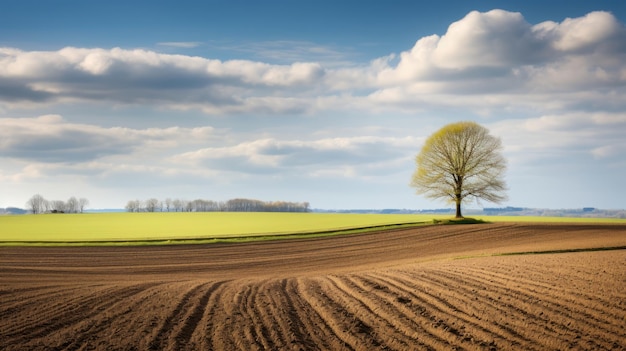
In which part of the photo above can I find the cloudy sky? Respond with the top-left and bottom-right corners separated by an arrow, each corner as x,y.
1,0 -> 625,210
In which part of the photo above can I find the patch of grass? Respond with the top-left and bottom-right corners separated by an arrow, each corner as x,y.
432,217 -> 489,225
495,246 -> 626,256
454,246 -> 626,260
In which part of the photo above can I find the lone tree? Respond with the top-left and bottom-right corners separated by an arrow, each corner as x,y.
410,121 -> 507,218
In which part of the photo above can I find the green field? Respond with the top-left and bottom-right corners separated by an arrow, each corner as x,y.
0,212 -> 439,245
1,212 -> 624,246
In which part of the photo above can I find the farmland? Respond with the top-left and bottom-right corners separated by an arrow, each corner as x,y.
1,212 -> 624,245
1,222 -> 625,350
0,212 -> 439,244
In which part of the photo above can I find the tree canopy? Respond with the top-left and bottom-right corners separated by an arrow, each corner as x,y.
410,121 -> 507,218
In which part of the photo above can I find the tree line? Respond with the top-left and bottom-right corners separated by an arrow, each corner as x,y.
125,198 -> 310,213
26,194 -> 90,214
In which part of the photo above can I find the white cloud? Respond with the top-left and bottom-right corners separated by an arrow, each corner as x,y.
432,10 -> 545,69
367,9 -> 626,112
0,115 -> 219,163
0,164 -> 47,182
79,50 -> 115,75
489,112 -> 626,166
0,46 -> 328,113
536,11 -> 624,52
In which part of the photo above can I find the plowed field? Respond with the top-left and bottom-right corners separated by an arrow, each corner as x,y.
1,223 -> 625,350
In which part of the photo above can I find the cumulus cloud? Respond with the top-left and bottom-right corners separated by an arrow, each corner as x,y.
535,11 -> 624,52
432,10 -> 547,69
0,115 -> 218,163
370,9 -> 626,113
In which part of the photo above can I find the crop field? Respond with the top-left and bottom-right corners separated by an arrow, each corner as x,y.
1,212 -> 624,245
1,222 -> 625,350
0,212 -> 444,244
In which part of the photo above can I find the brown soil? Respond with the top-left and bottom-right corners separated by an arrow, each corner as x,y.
1,223 -> 625,350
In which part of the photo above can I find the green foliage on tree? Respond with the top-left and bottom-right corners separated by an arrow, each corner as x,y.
410,121 -> 507,218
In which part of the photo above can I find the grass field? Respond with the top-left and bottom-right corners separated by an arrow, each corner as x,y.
0,212 -> 438,244
1,212 -> 624,245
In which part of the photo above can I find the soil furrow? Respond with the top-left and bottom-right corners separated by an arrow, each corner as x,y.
0,286 -> 92,334
204,282 -> 240,351
409,263 -> 626,350
49,282 -> 166,351
296,277 -> 358,351
190,280 -> 228,350
291,277 -> 355,350
340,274 -> 444,350
3,284 -> 151,345
263,279 -> 319,350
249,280 -> 283,351
227,282 -> 269,351
0,285 -> 77,307
171,281 -> 225,350
404,269 -> 578,350
361,272 -> 507,350
323,275 -> 424,350
326,275 -> 418,350
454,262 -> 626,321
286,277 -> 348,350
279,279 -> 316,348
1,282 -> 165,351
148,282 -> 209,350
442,267 -> 626,350
368,270 -> 540,350
430,267 -> 626,343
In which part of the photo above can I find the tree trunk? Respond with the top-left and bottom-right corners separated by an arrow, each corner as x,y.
455,200 -> 463,218
454,177 -> 464,219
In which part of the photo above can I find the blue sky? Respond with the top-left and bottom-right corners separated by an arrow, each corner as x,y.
1,1 -> 625,210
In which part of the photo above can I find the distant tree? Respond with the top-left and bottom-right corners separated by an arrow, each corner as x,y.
125,200 -> 141,212
66,197 -> 79,213
164,198 -> 172,212
26,194 -> 47,214
410,121 -> 507,218
50,200 -> 67,213
184,200 -> 193,212
78,198 -> 89,213
172,199 -> 182,212
145,198 -> 159,212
